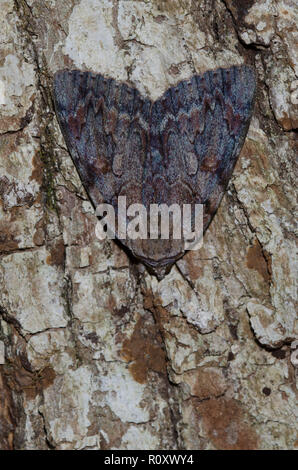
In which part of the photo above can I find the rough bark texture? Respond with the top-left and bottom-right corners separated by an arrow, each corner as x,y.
0,0 -> 297,450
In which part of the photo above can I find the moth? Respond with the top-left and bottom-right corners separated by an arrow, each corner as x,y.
53,65 -> 256,279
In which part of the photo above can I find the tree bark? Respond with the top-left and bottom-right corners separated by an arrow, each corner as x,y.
0,0 -> 297,450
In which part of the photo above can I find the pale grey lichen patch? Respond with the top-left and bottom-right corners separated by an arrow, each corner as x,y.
63,0 -> 128,81
0,53 -> 36,131
247,300 -> 295,348
0,248 -> 68,334
120,425 -> 160,450
276,0 -> 298,75
40,366 -> 96,449
99,363 -> 149,423
70,268 -> 136,324
151,267 -> 222,334
233,132 -> 297,347
268,63 -> 298,130
27,329 -> 74,372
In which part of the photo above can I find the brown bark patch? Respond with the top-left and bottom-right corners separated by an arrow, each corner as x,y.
46,239 -> 65,267
3,334 -> 56,402
0,230 -> 19,252
121,317 -> 166,384
30,152 -> 43,184
33,216 -> 46,246
197,397 -> 259,450
38,366 -> 56,391
10,361 -> 56,401
20,366 -> 56,401
246,239 -> 271,282
184,367 -> 227,400
279,113 -> 296,131
179,250 -> 205,282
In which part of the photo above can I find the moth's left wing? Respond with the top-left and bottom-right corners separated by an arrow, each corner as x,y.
53,70 -> 151,209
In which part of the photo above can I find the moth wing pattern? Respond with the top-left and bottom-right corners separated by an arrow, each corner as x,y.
53,65 -> 256,278
53,70 -> 151,209
149,65 -> 256,231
